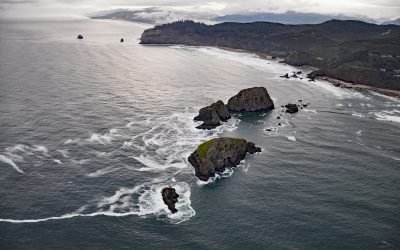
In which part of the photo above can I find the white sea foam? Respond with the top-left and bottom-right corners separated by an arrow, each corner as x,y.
86,167 -> 122,178
33,145 -> 49,154
356,130 -> 362,136
64,138 -> 81,145
133,155 -> 186,172
53,159 -> 62,164
373,110 -> 400,123
0,182 -> 195,224
196,168 -> 234,186
302,109 -> 317,113
352,112 -> 365,118
287,136 -> 296,141
369,91 -> 400,102
0,154 -> 24,173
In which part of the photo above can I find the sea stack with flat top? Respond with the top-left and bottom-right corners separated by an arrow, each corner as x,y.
188,138 -> 261,181
226,87 -> 274,112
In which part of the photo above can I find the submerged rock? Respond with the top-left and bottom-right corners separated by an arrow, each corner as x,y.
226,87 -> 274,113
77,34 -> 83,39
285,103 -> 299,114
188,138 -> 261,181
194,100 -> 230,130
161,187 -> 179,214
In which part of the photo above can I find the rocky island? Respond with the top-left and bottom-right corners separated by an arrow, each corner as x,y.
188,138 -> 261,181
161,187 -> 179,214
140,20 -> 400,91
194,87 -> 274,129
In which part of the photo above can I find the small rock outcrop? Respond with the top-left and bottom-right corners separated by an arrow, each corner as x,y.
285,104 -> 299,114
226,87 -> 274,113
280,73 -> 290,78
161,187 -> 179,214
77,35 -> 83,39
194,100 -> 231,130
188,138 -> 261,181
120,38 -> 124,42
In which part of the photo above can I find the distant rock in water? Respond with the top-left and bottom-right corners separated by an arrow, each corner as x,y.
120,38 -> 124,43
280,73 -> 290,79
194,100 -> 230,130
285,103 -> 299,114
227,87 -> 274,112
188,138 -> 261,181
161,187 -> 179,214
77,35 -> 83,39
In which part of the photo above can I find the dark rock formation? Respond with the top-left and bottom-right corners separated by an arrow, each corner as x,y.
77,35 -> 83,39
285,103 -> 299,114
120,38 -> 124,42
291,73 -> 298,78
297,71 -> 302,74
280,73 -> 290,79
226,87 -> 274,113
161,187 -> 179,214
194,100 -> 230,130
188,138 -> 261,181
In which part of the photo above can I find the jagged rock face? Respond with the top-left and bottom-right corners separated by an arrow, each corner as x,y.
188,138 -> 261,181
227,87 -> 274,113
194,100 -> 230,130
161,187 -> 179,214
285,104 -> 299,114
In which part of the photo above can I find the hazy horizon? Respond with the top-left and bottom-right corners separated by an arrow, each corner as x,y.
0,0 -> 399,21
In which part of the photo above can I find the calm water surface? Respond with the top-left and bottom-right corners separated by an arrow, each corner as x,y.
0,19 -> 399,249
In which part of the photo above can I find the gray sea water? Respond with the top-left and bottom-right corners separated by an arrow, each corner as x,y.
0,19 -> 399,249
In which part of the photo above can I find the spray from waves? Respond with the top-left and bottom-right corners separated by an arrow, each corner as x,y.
64,129 -> 123,146
0,154 -> 24,173
133,155 -> 186,172
287,136 -> 296,142
196,168 -> 235,186
0,181 -> 195,224
121,108 -> 240,174
373,110 -> 400,123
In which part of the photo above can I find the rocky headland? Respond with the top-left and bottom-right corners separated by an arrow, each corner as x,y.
140,20 -> 400,92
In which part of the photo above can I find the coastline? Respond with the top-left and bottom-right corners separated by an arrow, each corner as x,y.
217,46 -> 400,99
317,76 -> 400,99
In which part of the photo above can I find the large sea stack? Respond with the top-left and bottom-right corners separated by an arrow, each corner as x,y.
194,100 -> 231,130
188,138 -> 261,181
194,87 -> 274,130
227,87 -> 274,112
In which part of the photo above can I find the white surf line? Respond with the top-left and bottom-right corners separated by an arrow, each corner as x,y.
0,211 -> 140,224
0,154 -> 24,174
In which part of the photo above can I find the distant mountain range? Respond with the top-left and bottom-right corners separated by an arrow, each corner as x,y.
382,18 -> 400,25
213,11 -> 377,25
91,9 -> 399,26
140,20 -> 400,91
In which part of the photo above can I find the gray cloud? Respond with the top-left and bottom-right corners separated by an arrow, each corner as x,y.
0,0 -> 399,20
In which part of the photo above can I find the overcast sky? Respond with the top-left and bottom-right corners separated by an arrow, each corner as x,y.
0,0 -> 399,20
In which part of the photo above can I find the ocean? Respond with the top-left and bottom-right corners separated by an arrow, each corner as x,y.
0,19 -> 399,249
